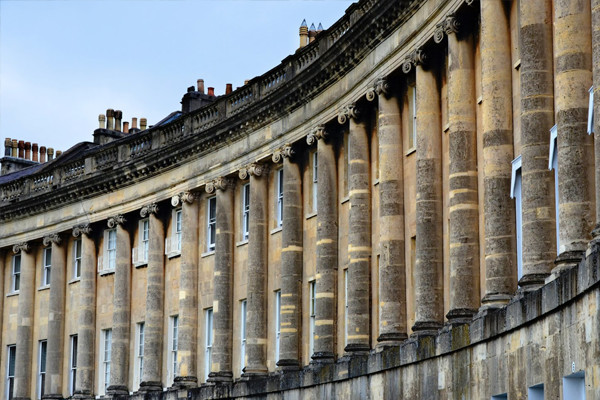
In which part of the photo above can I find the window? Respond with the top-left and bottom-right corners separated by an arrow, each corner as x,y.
588,86 -> 594,134
6,345 -> 16,400
205,309 -> 213,380
69,335 -> 77,396
276,169 -> 284,227
73,239 -> 82,279
407,83 -> 417,150
528,383 -> 544,400
242,184 -> 250,241
99,329 -> 112,395
37,340 -> 47,399
510,156 -> 523,280
133,220 -> 149,266
312,152 -> 318,212
168,316 -> 178,385
309,281 -> 316,357
549,125 -> 560,255
344,269 -> 349,346
491,395 -> 507,400
207,197 -> 217,251
563,371 -> 586,400
240,300 -> 247,374
165,210 -> 182,258
275,290 -> 281,363
134,323 -> 144,390
175,209 -> 182,251
99,229 -> 117,273
11,255 -> 20,293
42,247 -> 52,287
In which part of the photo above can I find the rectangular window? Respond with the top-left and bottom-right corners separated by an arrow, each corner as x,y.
312,152 -> 318,212
175,209 -> 182,251
240,300 -> 247,374
6,345 -> 16,400
511,156 -> 523,280
42,247 -> 52,287
408,83 -> 417,150
37,340 -> 47,400
99,329 -> 112,395
99,229 -> 117,273
207,197 -> 217,251
309,281 -> 316,357
73,239 -> 82,279
588,86 -> 594,134
242,183 -> 250,241
276,169 -> 284,227
528,384 -> 544,400
141,219 -> 149,262
165,210 -> 182,258
563,371 -> 586,400
11,255 -> 20,293
168,316 -> 178,385
134,322 -> 144,390
275,290 -> 281,362
69,335 -> 77,396
344,269 -> 349,346
549,125 -> 560,255
205,309 -> 213,381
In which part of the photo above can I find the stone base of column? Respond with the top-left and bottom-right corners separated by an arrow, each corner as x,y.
42,394 -> 64,400
310,351 -> 335,364
518,273 -> 549,292
173,376 -> 198,388
276,359 -> 301,371
445,308 -> 477,326
240,370 -> 268,381
106,385 -> 129,396
410,321 -> 443,338
13,397 -> 32,400
480,293 -> 512,310
206,371 -> 233,384
138,381 -> 163,392
72,390 -> 94,400
343,343 -> 370,357
549,250 -> 584,282
376,332 -> 408,349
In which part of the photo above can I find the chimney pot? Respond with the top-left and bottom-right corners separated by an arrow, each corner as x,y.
32,143 -> 39,162
123,121 -> 129,133
40,146 -> 47,163
197,79 -> 205,94
226,83 -> 233,94
244,80 -> 250,85
99,114 -> 106,129
299,19 -> 309,48
140,118 -> 147,130
187,86 -> 195,93
4,138 -> 11,157
25,142 -> 31,160
106,109 -> 115,130
208,87 -> 215,96
11,139 -> 18,157
47,147 -> 54,161
114,110 -> 123,132
132,117 -> 138,129
56,150 -> 62,157
18,140 -> 24,158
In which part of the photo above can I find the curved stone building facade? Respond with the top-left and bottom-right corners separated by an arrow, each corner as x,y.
1,0 -> 599,399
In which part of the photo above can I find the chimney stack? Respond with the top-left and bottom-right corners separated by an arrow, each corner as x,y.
56,150 -> 62,157
11,139 -> 18,157
197,79 -> 205,94
299,19 -> 309,48
123,121 -> 129,133
25,142 -> 31,160
106,109 -> 115,130
47,148 -> 54,161
140,118 -> 147,130
40,146 -> 47,163
208,87 -> 215,97
18,141 -> 24,158
309,23 -> 317,43
132,117 -> 138,129
226,83 -> 233,94
4,138 -> 11,157
32,144 -> 39,162
99,114 -> 106,129
114,110 -> 122,132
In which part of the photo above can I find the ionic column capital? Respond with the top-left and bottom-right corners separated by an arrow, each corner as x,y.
205,177 -> 235,194
43,233 -> 62,247
306,125 -> 328,146
170,192 -> 196,207
12,242 -> 30,254
72,223 -> 92,238
337,103 -> 360,124
434,14 -> 461,43
402,48 -> 427,74
107,214 -> 126,228
272,145 -> 295,163
366,77 -> 390,101
239,163 -> 269,180
140,202 -> 159,217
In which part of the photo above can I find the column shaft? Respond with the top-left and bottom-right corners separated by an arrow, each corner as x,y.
377,91 -> 407,345
244,171 -> 269,375
553,0 -> 595,269
412,63 -> 444,335
518,0 -> 556,290
480,0 -> 518,301
277,156 -> 303,368
108,223 -> 131,394
46,240 -> 66,398
312,137 -> 338,363
14,248 -> 35,400
0,253 -> 3,359
209,184 -> 234,381
345,116 -> 371,354
140,212 -> 165,391
592,0 -> 600,236
447,30 -> 480,322
75,232 -> 96,399
176,198 -> 199,386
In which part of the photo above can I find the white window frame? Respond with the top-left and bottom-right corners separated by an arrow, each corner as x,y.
133,322 -> 144,390
165,209 -> 182,258
69,335 -> 77,396
99,229 -> 117,273
11,254 -> 20,293
99,329 -> 112,395
242,183 -> 250,241
73,238 -> 82,279
408,83 -> 417,150
588,86 -> 594,134
309,281 -> 316,357
133,219 -> 149,267
175,209 -> 182,251
549,125 -> 560,255
37,340 -> 47,400
275,290 -> 281,363
205,309 -> 213,381
42,247 -> 51,287
167,316 -> 178,386
6,344 -> 16,400
312,152 -> 318,213
240,300 -> 247,374
510,156 -> 523,280
207,197 -> 217,251
276,169 -> 284,227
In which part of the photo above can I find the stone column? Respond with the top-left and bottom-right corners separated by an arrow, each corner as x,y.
592,0 -> 600,239
339,104 -> 371,355
0,251 -> 3,354
553,0 -> 595,271
306,125 -> 338,363
404,50 -> 444,336
273,145 -> 304,370
206,177 -> 235,382
445,16 -> 480,322
241,163 -> 269,377
479,0 -> 517,308
13,242 -> 35,400
175,192 -> 199,387
73,224 -> 95,400
518,0 -> 555,291
44,233 -> 66,400
107,215 -> 131,395
368,78 -> 408,346
140,203 -> 165,392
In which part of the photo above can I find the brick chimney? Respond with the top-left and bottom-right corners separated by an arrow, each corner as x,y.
4,138 -> 11,156
47,147 -> 54,161
123,121 -> 129,133
40,146 -> 47,163
106,109 -> 115,130
11,139 -> 17,157
208,87 -> 215,96
114,110 -> 122,132
226,83 -> 233,95
25,142 -> 31,160
197,79 -> 205,94
32,143 -> 39,162
140,118 -> 147,130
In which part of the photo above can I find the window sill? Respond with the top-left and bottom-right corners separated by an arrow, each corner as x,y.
166,251 -> 181,259
373,178 -> 379,186
405,147 -> 416,156
134,262 -> 148,269
38,285 -> 50,291
6,291 -> 19,297
270,226 -> 282,235
341,196 -> 349,204
236,239 -> 249,247
99,269 -> 115,276
201,250 -> 215,258
68,278 -> 81,285
305,211 -> 317,220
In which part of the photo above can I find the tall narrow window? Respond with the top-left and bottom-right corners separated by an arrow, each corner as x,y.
275,290 -> 281,362
276,169 -> 284,227
309,281 -> 316,356
549,125 -> 560,254
175,209 -> 182,251
407,83 -> 417,150
69,335 -> 77,396
11,255 -> 20,293
134,322 -> 145,390
168,316 -> 178,385
42,247 -> 52,287
344,269 -> 349,346
312,152 -> 318,212
205,309 -> 213,380
6,345 -> 16,400
99,329 -> 112,394
37,340 -> 47,399
100,229 -> 117,273
73,238 -> 82,279
141,219 -> 149,262
511,156 -> 523,280
242,184 -> 250,241
588,86 -> 594,134
207,197 -> 217,251
240,300 -> 247,374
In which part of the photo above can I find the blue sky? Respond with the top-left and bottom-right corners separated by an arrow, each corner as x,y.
0,0 -> 353,153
